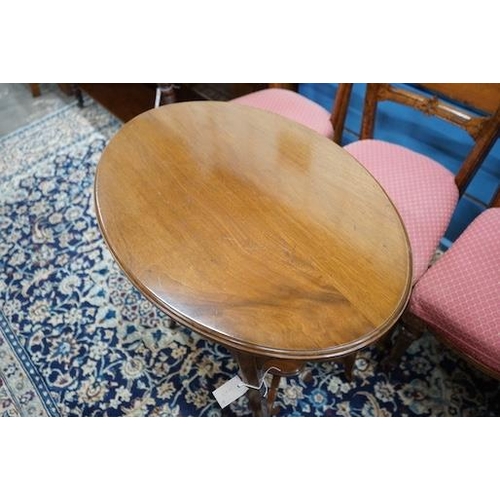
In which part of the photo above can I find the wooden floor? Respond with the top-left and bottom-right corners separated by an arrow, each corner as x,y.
78,83 -> 267,122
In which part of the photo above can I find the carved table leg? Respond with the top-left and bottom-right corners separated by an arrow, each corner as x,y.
262,359 -> 304,415
230,351 -> 304,417
232,350 -> 267,416
338,352 -> 357,382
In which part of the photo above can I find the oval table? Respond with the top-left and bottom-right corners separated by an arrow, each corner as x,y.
94,101 -> 412,416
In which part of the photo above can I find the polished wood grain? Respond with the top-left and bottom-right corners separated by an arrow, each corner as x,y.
95,101 -> 412,371
95,101 -> 411,363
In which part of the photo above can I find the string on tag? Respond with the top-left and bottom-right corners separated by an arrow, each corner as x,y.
236,366 -> 280,397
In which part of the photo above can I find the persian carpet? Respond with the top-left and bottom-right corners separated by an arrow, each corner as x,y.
1,97 -> 499,417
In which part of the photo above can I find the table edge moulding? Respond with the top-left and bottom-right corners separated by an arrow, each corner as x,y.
94,101 -> 412,414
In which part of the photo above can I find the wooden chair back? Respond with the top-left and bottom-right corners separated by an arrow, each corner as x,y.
331,83 -> 354,144
355,83 -> 500,195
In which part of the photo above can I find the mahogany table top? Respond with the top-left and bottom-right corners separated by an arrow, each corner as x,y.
95,101 -> 412,361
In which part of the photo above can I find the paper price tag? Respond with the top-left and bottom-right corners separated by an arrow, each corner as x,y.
213,375 -> 249,409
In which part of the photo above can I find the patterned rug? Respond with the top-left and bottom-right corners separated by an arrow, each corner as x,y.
1,97 -> 499,417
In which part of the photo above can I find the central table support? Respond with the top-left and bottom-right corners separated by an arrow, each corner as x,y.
232,351 -> 304,416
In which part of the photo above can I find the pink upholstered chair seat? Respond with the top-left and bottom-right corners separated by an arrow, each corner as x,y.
345,139 -> 459,282
409,208 -> 500,375
231,88 -> 334,139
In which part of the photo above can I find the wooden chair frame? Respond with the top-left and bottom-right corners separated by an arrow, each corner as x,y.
331,83 -> 353,144
354,83 -> 500,195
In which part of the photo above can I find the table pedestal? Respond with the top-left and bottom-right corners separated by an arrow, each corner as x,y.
231,351 -> 304,416
231,351 -> 360,416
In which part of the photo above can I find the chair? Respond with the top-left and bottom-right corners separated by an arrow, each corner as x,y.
230,84 -> 352,144
386,188 -> 500,378
343,83 -> 500,284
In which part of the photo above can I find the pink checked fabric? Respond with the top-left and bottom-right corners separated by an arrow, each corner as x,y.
231,88 -> 334,139
410,208 -> 500,375
345,139 -> 459,282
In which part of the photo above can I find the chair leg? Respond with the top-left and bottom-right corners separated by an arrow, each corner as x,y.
381,311 -> 426,370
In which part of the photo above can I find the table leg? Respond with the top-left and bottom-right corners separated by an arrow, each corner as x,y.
262,359 -> 303,415
231,350 -> 304,417
232,350 -> 268,416
338,352 -> 357,382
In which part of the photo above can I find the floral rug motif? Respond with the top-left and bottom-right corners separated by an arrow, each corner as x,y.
1,98 -> 499,417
